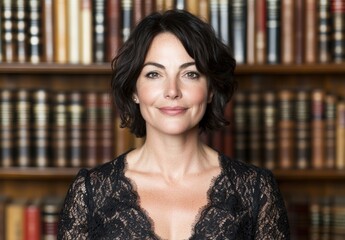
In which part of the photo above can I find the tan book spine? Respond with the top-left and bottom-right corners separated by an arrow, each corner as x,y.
80,0 -> 93,64
255,0 -> 266,64
336,100 -> 345,170
67,0 -> 80,64
325,94 -> 336,169
198,0 -> 209,22
246,0 -> 255,64
281,0 -> 295,64
6,200 -> 26,240
54,0 -> 67,63
305,0 -> 317,63
42,0 -> 54,62
186,0 -> 199,16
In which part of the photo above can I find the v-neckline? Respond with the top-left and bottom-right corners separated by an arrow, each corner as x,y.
120,153 -> 226,240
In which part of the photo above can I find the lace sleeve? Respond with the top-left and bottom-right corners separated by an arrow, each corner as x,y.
57,169 -> 90,240
254,169 -> 290,239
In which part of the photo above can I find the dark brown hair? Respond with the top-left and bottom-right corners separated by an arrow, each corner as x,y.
111,9 -> 237,137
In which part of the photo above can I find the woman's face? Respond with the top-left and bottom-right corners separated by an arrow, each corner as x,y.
134,33 -> 212,136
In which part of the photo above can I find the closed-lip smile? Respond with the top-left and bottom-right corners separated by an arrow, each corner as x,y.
158,106 -> 187,115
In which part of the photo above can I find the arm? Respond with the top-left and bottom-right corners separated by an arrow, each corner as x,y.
58,169 -> 90,240
254,169 -> 290,239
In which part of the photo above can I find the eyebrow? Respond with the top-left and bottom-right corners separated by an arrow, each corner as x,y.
142,61 -> 196,70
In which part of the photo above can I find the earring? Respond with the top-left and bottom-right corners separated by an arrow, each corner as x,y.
133,97 -> 138,103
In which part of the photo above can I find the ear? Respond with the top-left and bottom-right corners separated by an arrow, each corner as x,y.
132,93 -> 139,104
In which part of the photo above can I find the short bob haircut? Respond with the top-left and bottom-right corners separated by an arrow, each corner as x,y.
111,9 -> 237,138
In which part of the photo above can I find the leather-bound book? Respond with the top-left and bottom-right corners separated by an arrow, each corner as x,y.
67,0 -> 80,64
294,0 -> 305,64
230,0 -> 247,64
42,0 -> 54,62
121,0 -> 133,42
93,0 -> 106,63
324,94 -> 336,169
266,0 -> 281,64
53,0 -> 67,63
331,0 -> 345,63
336,100 -> 345,170
233,91 -> 248,163
255,0 -> 266,64
304,0 -> 317,63
0,89 -> 13,167
106,0 -> 122,61
28,0 -> 41,63
85,92 -> 98,167
80,0 -> 93,64
317,0 -> 332,63
2,0 -> 15,62
281,0 -> 295,64
16,0 -> 27,63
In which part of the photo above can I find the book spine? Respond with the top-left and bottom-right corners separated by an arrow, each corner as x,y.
324,94 -> 336,169
233,91 -> 248,163
99,92 -> 114,164
174,0 -> 185,10
32,89 -> 50,167
42,0 -> 54,62
295,90 -> 311,169
198,0 -> 209,22
41,198 -> 62,240
0,90 -> 13,167
85,92 -> 98,167
266,0 -> 281,64
281,0 -> 294,64
278,90 -> 294,169
121,0 -> 133,42
0,196 -> 8,240
255,0 -> 267,64
16,0 -> 27,63
143,0 -> 156,16
52,92 -> 68,168
248,91 -> 262,167
311,89 -> 325,169
69,92 -> 84,167
106,0 -> 122,61
27,0 -> 41,63
16,90 -> 31,167
133,0 -> 144,25
5,200 -> 26,240
186,0 -> 199,16
80,0 -> 93,64
3,0 -> 15,62
54,0 -> 67,63
246,0 -> 255,64
230,0 -> 247,64
336,100 -> 345,169
223,101 -> 234,158
318,0 -> 332,63
331,0 -> 345,63
305,0 -> 318,63
93,0 -> 105,63
67,0 -> 80,64
262,91 -> 277,170
24,201 -> 41,240
209,0 -> 220,38
219,0 -> 230,45
294,0 -> 305,64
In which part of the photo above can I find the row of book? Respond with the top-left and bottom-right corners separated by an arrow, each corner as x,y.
3,0 -> 345,66
0,0 -> 208,64
229,88 -> 345,170
287,195 -> 345,240
217,0 -> 345,65
0,88 -> 144,168
0,195 -> 63,240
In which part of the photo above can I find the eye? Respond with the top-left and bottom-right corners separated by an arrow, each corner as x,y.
184,71 -> 200,79
145,71 -> 160,79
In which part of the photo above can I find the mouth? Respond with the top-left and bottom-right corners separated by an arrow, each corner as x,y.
158,106 -> 187,116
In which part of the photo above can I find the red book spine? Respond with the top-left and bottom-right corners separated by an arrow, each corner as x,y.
24,202 -> 41,240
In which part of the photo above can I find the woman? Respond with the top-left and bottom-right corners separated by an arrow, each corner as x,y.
58,10 -> 289,239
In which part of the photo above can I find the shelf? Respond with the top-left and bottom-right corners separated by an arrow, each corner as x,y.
0,167 -> 81,180
0,62 -> 111,75
274,169 -> 345,181
235,63 -> 345,75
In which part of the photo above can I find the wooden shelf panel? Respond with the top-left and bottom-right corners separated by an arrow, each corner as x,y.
0,62 -> 111,74
0,167 -> 81,180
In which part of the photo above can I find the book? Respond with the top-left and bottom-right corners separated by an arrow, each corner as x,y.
246,0 -> 255,64
133,0 -> 144,26
266,0 -> 281,64
295,90 -> 311,169
69,92 -> 84,167
143,0 -> 156,16
318,0 -> 332,63
42,0 -> 54,62
198,0 -> 209,22
32,89 -> 50,167
67,0 -> 80,64
80,0 -> 93,64
54,0 -> 67,63
255,0 -> 266,64
277,90 -> 294,169
223,101 -> 234,158
41,197 -> 63,240
229,0 -> 247,64
336,100 -> 345,170
311,89 -> 325,169
0,196 -> 8,240
5,199 -> 26,240
209,0 -> 220,39
52,92 -> 68,167
219,0 -> 230,46
106,0 -> 122,61
121,0 -> 133,42
248,91 -> 262,167
331,0 -> 345,63
305,0 -> 318,63
85,92 -> 98,167
16,0 -> 27,63
93,0 -> 106,63
27,0 -> 41,63
325,94 -> 337,169
281,0 -> 294,64
0,89 -> 13,167
2,0 -> 15,62
294,0 -> 305,64
186,0 -> 199,16
16,89 -> 31,167
233,91 -> 248,163
24,199 -> 41,240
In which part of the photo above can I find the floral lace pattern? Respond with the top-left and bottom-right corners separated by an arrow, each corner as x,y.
58,153 -> 290,239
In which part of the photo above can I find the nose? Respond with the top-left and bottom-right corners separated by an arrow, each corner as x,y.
164,78 -> 182,99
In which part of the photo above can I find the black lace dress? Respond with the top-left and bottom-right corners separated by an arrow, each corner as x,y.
57,153 -> 290,239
